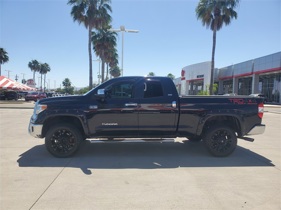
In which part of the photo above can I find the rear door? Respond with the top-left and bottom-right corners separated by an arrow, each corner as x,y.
137,78 -> 178,136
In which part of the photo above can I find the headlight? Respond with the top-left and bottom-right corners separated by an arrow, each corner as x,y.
34,103 -> 48,115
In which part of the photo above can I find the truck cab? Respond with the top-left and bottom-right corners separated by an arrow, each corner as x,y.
86,76 -> 179,137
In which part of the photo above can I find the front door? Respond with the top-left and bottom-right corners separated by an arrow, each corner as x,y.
88,80 -> 139,137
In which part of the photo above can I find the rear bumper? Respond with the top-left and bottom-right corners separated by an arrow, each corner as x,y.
246,124 -> 266,135
28,121 -> 43,138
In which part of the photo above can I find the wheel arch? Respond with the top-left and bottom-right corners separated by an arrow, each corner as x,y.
42,115 -> 87,138
198,115 -> 242,137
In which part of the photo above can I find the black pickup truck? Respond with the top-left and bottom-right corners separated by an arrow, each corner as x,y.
28,76 -> 265,157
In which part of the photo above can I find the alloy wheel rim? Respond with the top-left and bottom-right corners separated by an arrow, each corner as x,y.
50,129 -> 76,154
210,129 -> 233,153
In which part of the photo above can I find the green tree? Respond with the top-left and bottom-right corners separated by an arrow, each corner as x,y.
196,0 -> 239,95
92,26 -> 117,82
167,73 -> 175,80
0,48 -> 9,76
68,0 -> 112,90
56,87 -> 63,93
148,72 -> 155,76
197,84 -> 218,95
62,78 -> 74,94
74,86 -> 90,95
28,60 -> 40,85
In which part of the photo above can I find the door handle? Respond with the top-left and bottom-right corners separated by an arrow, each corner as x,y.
172,101 -> 177,108
125,103 -> 138,107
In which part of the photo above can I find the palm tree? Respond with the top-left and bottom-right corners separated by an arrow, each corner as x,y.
196,0 -> 239,95
62,78 -> 72,88
105,47 -> 119,79
39,63 -> 51,92
28,60 -> 40,84
0,48 -> 9,76
92,27 -> 117,82
108,49 -> 119,69
62,78 -> 74,94
68,0 -> 112,89
110,66 -> 121,78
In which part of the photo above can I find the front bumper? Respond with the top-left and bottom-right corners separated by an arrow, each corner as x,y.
28,121 -> 43,138
246,124 -> 266,135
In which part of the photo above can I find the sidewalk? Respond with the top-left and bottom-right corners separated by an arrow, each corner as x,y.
0,100 -> 35,109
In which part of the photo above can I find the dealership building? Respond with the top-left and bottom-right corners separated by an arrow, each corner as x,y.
175,52 -> 281,104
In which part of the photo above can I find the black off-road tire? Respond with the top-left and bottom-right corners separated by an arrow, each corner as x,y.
203,125 -> 237,157
45,123 -> 83,158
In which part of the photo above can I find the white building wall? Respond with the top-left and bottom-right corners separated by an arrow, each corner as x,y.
181,61 -> 211,95
176,52 -> 281,103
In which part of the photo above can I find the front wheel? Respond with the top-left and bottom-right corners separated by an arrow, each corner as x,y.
203,125 -> 237,157
45,123 -> 82,158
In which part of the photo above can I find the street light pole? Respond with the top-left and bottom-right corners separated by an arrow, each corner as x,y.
109,25 -> 139,76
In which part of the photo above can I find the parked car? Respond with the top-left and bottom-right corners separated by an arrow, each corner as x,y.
46,92 -> 54,98
17,91 -> 28,99
0,90 -> 18,100
25,92 -> 47,102
249,93 -> 267,103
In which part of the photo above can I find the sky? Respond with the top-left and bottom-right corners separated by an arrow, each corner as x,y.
1,0 -> 280,89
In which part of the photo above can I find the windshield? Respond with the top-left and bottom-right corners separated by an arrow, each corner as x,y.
83,79 -> 115,96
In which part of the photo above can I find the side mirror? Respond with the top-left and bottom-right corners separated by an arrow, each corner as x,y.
96,89 -> 105,100
97,89 -> 105,96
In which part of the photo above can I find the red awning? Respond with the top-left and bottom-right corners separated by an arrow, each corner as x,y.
0,76 -> 36,91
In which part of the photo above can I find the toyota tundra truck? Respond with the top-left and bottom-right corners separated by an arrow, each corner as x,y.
28,76 -> 265,157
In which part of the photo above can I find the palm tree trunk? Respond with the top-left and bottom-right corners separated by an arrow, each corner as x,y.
88,27 -> 93,90
210,26 -> 217,95
40,74 -> 43,92
44,74 -> 46,92
33,71 -> 35,85
101,50 -> 105,83
101,60 -> 105,83
106,64 -> 109,81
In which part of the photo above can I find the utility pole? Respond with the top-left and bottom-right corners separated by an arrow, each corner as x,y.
5,70 -> 12,78
21,73 -> 26,84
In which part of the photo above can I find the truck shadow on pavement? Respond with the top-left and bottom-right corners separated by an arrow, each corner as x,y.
17,140 -> 274,175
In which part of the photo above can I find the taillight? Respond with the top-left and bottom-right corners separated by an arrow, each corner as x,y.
258,103 -> 264,119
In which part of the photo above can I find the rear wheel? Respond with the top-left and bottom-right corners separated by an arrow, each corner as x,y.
45,123 -> 82,158
203,125 -> 237,157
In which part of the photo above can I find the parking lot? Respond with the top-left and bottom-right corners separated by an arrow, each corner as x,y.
0,105 -> 280,210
